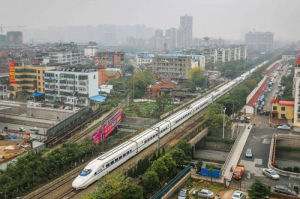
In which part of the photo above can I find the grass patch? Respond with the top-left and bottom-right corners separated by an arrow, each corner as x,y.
205,136 -> 235,145
125,102 -> 174,118
206,163 -> 222,170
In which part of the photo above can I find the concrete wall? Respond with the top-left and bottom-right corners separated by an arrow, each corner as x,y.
0,103 -> 73,121
196,139 -> 232,152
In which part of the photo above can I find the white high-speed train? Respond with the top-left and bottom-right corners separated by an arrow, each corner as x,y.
72,60 -> 268,189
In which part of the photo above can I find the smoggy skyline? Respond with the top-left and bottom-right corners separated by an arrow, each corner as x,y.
0,0 -> 299,41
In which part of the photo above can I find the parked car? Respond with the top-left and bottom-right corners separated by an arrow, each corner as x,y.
245,148 -> 252,158
232,190 -> 246,199
274,185 -> 297,196
262,168 -> 280,180
197,189 -> 214,198
277,123 -> 291,130
178,188 -> 189,199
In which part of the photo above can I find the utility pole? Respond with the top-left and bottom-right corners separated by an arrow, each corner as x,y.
223,107 -> 226,139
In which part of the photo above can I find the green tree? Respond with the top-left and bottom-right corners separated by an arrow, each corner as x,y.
131,69 -> 155,98
203,104 -> 231,133
162,153 -> 177,177
177,140 -> 192,157
120,184 -> 143,199
152,158 -> 168,181
156,94 -> 171,114
188,67 -> 205,87
169,148 -> 186,166
248,180 -> 271,199
142,171 -> 160,194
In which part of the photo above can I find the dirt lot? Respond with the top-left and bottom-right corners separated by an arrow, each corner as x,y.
0,140 -> 27,163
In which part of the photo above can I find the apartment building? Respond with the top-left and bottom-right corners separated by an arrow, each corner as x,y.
95,51 -> 124,69
8,61 -> 55,98
152,53 -> 205,80
293,55 -> 300,127
48,50 -> 81,65
201,45 -> 247,64
44,68 -> 98,106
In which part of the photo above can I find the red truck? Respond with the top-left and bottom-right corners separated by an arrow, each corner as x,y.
233,165 -> 244,180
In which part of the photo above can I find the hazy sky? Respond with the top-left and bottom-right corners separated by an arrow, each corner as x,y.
1,0 -> 299,41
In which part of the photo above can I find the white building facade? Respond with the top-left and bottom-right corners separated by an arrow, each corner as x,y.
45,68 -> 98,106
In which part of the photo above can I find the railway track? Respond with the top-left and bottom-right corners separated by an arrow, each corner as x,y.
24,110 -> 206,199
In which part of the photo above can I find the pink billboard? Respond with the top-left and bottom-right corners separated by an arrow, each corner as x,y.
92,109 -> 123,142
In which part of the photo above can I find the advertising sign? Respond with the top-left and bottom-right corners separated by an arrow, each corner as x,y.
92,109 -> 123,142
8,61 -> 16,84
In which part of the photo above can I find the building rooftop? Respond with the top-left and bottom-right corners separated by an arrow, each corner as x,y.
53,68 -> 97,73
271,98 -> 294,106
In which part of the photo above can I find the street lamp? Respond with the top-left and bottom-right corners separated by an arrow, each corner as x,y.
223,107 -> 226,139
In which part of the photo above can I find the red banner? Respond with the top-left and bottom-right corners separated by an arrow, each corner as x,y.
8,61 -> 16,84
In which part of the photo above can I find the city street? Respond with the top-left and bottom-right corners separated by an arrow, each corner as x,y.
236,122 -> 300,189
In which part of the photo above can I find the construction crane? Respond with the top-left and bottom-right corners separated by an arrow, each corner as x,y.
0,24 -> 26,34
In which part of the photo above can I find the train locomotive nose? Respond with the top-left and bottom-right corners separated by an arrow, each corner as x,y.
72,177 -> 83,189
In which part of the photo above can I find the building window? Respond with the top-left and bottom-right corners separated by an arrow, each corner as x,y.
38,70 -> 40,74
273,106 -> 277,111
281,107 -> 285,111
281,114 -> 286,118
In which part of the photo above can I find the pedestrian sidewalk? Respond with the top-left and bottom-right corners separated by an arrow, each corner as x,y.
222,124 -> 252,185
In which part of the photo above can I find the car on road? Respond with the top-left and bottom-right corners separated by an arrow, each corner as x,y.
232,190 -> 246,199
178,188 -> 189,199
245,148 -> 252,158
262,168 -> 280,180
197,189 -> 214,198
274,185 -> 297,196
277,123 -> 291,130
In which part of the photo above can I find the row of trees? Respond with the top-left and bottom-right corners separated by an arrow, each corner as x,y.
0,141 -> 102,199
279,68 -> 294,101
203,66 -> 265,134
85,140 -> 192,199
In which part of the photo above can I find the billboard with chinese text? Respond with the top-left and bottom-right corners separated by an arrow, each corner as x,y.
92,109 -> 123,142
8,61 -> 16,84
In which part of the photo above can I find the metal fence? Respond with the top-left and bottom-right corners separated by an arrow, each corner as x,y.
47,107 -> 88,137
151,166 -> 191,199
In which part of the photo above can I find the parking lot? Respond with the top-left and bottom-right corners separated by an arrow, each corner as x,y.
236,124 -> 300,190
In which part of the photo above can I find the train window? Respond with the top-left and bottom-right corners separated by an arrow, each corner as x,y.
127,151 -> 129,155
111,160 -> 114,165
80,169 -> 92,176
123,154 -> 126,157
119,156 -> 122,160
106,164 -> 109,168
130,150 -> 132,152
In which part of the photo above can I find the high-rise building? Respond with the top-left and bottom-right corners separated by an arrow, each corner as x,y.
245,31 -> 274,53
165,28 -> 177,50
177,15 -> 193,48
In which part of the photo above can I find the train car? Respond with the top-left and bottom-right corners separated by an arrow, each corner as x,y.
72,60 -> 268,189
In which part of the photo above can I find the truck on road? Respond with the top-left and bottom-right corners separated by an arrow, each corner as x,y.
233,165 -> 244,180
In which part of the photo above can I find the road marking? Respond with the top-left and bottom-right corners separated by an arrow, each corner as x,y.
254,158 -> 262,165
262,138 -> 270,144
